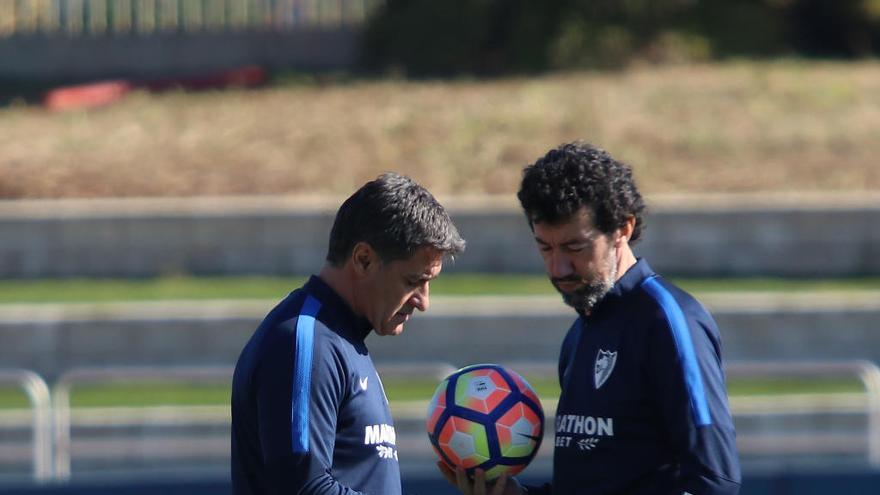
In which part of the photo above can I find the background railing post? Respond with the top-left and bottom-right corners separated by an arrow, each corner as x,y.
52,379 -> 72,481
855,360 -> 880,466
0,369 -> 53,482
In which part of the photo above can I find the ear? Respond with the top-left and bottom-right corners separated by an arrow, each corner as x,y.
350,242 -> 377,276
616,216 -> 636,246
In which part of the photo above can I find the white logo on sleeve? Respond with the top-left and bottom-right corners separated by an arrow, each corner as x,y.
359,376 -> 369,391
364,423 -> 399,461
594,349 -> 618,389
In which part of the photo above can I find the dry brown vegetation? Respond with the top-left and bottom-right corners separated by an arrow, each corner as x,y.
2,60 -> 879,198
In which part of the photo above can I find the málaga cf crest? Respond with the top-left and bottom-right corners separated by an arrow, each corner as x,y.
594,349 -> 618,389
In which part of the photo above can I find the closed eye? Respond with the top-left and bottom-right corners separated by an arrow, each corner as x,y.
407,276 -> 430,288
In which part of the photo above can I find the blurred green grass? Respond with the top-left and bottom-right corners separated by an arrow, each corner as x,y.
0,377 -> 865,410
1,274 -> 874,410
0,274 -> 877,303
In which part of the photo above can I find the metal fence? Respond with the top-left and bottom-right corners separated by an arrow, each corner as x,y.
0,0 -> 382,36
2,360 -> 880,482
727,360 -> 880,469
52,366 -> 235,481
0,369 -> 51,482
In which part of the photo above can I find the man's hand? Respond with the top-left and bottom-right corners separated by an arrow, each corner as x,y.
437,461 -> 525,495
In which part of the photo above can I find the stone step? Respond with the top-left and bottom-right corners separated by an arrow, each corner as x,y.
3,294 -> 880,380
2,193 -> 879,278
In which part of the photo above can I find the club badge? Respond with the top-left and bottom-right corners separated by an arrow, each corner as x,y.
594,349 -> 617,389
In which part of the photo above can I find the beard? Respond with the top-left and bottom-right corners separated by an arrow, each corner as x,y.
552,251 -> 618,312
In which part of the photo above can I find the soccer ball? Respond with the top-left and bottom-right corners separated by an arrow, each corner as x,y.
426,364 -> 544,480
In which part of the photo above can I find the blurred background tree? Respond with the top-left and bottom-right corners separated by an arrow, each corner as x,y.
361,0 -> 880,76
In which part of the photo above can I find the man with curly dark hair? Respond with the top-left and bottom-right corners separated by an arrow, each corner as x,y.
517,143 -> 647,314
443,143 -> 740,495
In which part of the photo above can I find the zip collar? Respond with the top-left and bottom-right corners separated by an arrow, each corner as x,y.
303,275 -> 374,341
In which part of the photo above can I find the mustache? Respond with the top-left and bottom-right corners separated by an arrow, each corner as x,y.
552,276 -> 587,285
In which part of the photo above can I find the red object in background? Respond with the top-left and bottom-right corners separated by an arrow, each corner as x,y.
144,66 -> 268,92
43,80 -> 132,111
41,66 -> 268,111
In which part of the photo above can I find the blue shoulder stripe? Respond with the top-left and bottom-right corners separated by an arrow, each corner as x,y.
291,295 -> 322,453
641,277 -> 712,427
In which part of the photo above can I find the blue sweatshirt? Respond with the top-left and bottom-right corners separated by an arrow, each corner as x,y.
527,259 -> 741,495
232,276 -> 401,495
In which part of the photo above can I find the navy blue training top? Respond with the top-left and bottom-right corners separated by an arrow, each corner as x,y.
231,276 -> 401,495
527,259 -> 741,495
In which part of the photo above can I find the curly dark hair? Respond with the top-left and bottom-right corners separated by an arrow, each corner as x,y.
517,142 -> 646,243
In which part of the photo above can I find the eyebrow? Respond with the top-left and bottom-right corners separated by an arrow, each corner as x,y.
534,236 -> 594,247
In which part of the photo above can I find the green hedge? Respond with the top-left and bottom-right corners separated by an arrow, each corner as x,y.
361,0 -> 880,76
361,0 -> 563,75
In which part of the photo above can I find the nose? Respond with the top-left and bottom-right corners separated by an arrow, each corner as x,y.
548,251 -> 575,279
410,282 -> 430,312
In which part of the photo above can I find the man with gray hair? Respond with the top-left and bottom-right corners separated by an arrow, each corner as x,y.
232,172 -> 465,494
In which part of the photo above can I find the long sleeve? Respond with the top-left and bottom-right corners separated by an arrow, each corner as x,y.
522,483 -> 553,495
255,318 -> 365,495
233,281 -> 400,495
644,280 -> 741,495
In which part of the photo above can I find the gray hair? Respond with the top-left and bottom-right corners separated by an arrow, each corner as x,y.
326,172 -> 466,265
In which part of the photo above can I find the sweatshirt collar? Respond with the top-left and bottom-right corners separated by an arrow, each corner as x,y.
607,257 -> 655,297
303,275 -> 374,341
577,258 -> 655,318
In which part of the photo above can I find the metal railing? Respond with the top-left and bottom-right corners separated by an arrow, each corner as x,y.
1,359 -> 879,483
0,0 -> 383,37
0,369 -> 52,482
726,359 -> 880,466
52,365 -> 233,481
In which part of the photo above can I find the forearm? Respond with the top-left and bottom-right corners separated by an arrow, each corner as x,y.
266,456 -> 365,495
522,483 -> 552,495
296,475 -> 367,495
676,463 -> 741,495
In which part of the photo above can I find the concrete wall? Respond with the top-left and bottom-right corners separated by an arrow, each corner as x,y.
0,28 -> 358,83
0,194 -> 878,278
3,296 -> 878,381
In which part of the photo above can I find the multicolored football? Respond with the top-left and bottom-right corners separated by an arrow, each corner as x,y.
426,364 -> 544,480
